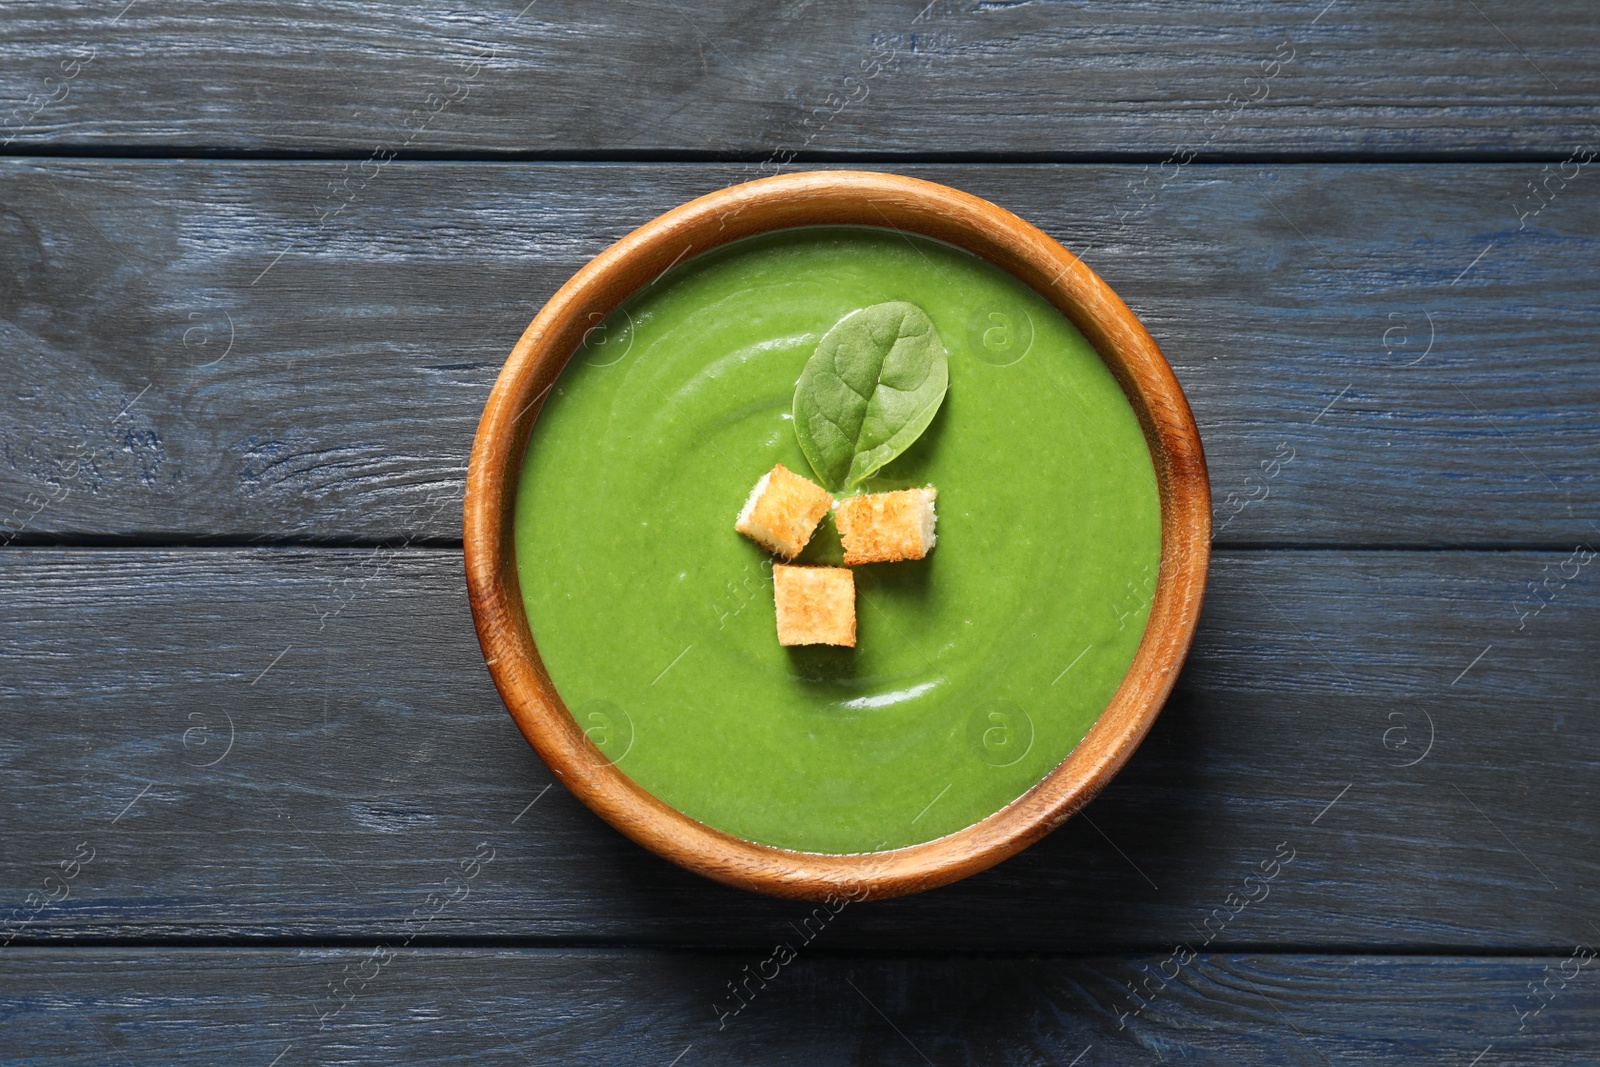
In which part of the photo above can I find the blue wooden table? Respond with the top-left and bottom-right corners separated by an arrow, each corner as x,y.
2,2 -> 1597,1063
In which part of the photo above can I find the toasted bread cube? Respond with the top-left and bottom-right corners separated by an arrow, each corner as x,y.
834,487 -> 938,565
734,464 -> 832,559
773,564 -> 856,647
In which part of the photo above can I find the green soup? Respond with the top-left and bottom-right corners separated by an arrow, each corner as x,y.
514,226 -> 1160,854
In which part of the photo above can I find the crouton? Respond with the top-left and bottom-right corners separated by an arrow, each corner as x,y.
773,564 -> 856,647
834,487 -> 938,565
734,463 -> 833,559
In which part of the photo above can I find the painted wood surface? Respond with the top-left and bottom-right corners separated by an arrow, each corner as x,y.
4,3 -> 1598,1059
2,949 -> 1597,1065
1,162 -> 1596,547
0,548 -> 1592,949
1,1 -> 1595,156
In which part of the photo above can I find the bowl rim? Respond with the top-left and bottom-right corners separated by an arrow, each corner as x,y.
464,169 -> 1211,901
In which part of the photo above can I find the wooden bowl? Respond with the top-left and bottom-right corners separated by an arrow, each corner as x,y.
465,170 -> 1210,901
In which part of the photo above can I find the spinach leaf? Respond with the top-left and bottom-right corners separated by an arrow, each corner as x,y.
793,301 -> 949,491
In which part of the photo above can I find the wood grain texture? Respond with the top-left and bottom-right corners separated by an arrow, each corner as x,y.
0,161 -> 1596,546
0,1 -> 1596,155
0,547 -> 1593,948
3,949 -> 1598,1065
3,1 -> 1593,1057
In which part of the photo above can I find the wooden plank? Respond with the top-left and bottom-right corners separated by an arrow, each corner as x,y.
1,1 -> 1595,155
0,548 -> 1593,949
3,949 -> 1597,1064
1,161 -> 1596,546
